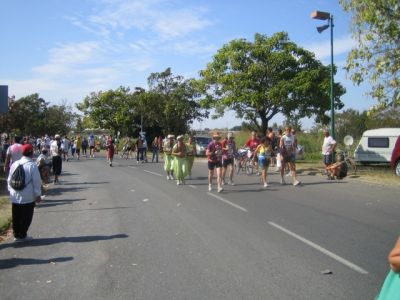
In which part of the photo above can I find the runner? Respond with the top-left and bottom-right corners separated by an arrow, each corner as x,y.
254,137 -> 273,188
206,132 -> 224,193
221,132 -> 236,186
244,131 -> 261,174
172,135 -> 188,185
88,134 -> 96,158
186,136 -> 196,179
106,135 -> 115,167
279,126 -> 301,186
163,134 -> 175,180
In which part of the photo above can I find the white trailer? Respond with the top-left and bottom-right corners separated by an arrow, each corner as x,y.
354,128 -> 400,163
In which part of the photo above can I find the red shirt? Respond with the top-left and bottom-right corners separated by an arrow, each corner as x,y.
245,138 -> 260,151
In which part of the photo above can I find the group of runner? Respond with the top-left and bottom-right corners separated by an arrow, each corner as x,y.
158,126 -> 301,192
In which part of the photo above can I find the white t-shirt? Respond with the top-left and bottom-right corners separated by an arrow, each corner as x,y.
322,136 -> 336,155
50,140 -> 60,157
282,135 -> 295,154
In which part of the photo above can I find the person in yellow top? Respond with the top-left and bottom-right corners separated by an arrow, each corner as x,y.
185,136 -> 196,179
253,137 -> 274,188
75,135 -> 82,160
163,134 -> 175,180
172,135 -> 188,185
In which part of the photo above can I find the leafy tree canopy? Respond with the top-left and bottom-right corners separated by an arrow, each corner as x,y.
197,32 -> 345,134
340,0 -> 400,105
0,93 -> 76,136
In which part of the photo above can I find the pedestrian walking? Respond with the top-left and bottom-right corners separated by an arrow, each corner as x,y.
106,135 -> 115,167
221,132 -> 236,186
172,135 -> 188,185
7,143 -> 42,242
163,135 -> 175,180
50,134 -> 62,184
186,136 -> 196,179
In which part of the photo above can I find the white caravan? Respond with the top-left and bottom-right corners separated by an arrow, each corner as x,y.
354,128 -> 400,164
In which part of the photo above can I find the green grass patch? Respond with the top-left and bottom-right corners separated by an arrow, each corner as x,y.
0,195 -> 11,234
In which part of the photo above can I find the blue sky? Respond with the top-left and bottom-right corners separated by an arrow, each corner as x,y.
0,0 -> 375,130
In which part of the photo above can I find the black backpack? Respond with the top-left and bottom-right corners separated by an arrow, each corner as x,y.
10,163 -> 26,190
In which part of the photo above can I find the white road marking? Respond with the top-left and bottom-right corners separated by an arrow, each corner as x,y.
130,189 -> 135,192
207,193 -> 248,212
188,185 -> 197,189
142,199 -> 149,202
143,170 -> 163,177
268,221 -> 369,275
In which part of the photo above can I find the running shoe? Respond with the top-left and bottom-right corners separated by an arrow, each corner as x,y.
228,180 -> 235,186
293,180 -> 301,186
264,183 -> 269,188
217,187 -> 223,193
280,178 -> 286,185
208,184 -> 212,191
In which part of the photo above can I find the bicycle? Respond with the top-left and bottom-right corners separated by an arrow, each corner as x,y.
234,148 -> 254,175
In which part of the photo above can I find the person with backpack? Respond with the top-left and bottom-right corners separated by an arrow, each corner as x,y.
7,143 -> 42,242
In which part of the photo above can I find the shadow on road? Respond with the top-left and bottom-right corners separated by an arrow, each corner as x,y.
0,256 -> 74,269
36,198 -> 86,208
0,234 -> 129,251
61,181 -> 109,186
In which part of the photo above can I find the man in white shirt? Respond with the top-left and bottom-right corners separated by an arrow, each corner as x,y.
7,143 -> 42,242
322,129 -> 337,168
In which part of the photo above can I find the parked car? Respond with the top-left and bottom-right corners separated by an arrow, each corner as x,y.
391,134 -> 400,176
195,136 -> 212,157
354,128 -> 400,164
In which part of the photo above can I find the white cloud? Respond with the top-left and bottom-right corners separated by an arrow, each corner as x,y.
306,35 -> 356,61
72,0 -> 212,40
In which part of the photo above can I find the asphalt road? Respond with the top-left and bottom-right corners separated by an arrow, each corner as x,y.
0,154 -> 399,299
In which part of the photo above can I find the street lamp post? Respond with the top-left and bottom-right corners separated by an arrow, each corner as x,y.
311,11 -> 335,139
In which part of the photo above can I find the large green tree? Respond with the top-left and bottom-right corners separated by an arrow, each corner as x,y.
198,32 -> 345,134
340,0 -> 400,105
76,86 -> 135,136
147,68 -> 208,135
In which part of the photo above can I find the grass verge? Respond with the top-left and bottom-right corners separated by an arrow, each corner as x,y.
0,195 -> 11,233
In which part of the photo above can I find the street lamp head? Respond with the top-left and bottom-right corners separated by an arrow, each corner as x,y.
317,24 -> 329,33
311,10 -> 330,20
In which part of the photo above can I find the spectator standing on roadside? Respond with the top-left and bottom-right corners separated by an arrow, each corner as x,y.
7,144 -> 42,242
322,129 -> 337,169
4,136 -> 23,174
